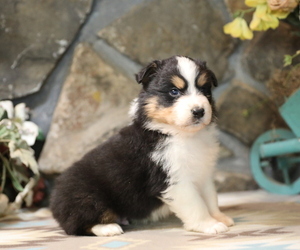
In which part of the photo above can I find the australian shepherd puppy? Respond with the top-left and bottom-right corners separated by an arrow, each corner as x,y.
50,56 -> 234,236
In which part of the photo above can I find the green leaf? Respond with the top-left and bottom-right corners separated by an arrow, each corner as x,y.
36,129 -> 45,141
0,154 -> 24,192
9,141 -> 39,175
0,121 -> 20,141
0,107 -> 8,121
0,125 -> 8,138
233,10 -> 242,18
283,55 -> 293,67
1,157 -> 6,192
11,162 -> 29,184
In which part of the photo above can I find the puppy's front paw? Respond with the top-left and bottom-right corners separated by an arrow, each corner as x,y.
203,221 -> 228,234
212,212 -> 234,227
91,223 -> 124,236
185,219 -> 229,234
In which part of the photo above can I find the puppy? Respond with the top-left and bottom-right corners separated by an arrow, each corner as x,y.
50,56 -> 234,236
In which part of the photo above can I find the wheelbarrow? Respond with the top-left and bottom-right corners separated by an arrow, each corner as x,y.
250,88 -> 300,195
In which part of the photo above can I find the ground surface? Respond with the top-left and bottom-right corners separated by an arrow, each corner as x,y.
0,190 -> 299,250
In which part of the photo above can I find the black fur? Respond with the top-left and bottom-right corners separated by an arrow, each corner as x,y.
50,124 -> 167,235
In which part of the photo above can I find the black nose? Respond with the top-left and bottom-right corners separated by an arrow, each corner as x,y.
191,108 -> 205,119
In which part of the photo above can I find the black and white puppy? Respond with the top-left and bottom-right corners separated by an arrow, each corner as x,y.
50,56 -> 234,237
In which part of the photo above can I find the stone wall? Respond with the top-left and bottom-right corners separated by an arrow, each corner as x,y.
2,0 -> 300,192
0,0 -> 93,99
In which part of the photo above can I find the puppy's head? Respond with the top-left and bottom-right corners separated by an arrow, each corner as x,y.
133,56 -> 217,134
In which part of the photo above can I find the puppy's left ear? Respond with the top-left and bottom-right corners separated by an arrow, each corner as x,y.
195,60 -> 218,87
135,60 -> 162,86
207,69 -> 218,87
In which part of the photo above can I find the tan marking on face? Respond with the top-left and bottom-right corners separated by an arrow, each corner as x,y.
197,73 -> 208,87
145,97 -> 175,125
171,75 -> 185,89
100,209 -> 118,224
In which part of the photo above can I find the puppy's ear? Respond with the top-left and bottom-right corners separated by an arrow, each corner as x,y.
135,60 -> 161,86
207,69 -> 218,87
196,60 -> 218,88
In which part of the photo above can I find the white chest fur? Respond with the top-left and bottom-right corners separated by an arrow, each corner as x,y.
151,124 -> 219,187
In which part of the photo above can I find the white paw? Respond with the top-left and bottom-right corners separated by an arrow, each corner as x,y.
91,223 -> 124,236
185,219 -> 229,234
212,212 -> 234,227
203,221 -> 228,234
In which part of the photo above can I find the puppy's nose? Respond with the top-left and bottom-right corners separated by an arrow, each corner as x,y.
191,108 -> 205,119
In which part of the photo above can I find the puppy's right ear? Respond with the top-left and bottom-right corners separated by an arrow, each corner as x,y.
135,60 -> 161,86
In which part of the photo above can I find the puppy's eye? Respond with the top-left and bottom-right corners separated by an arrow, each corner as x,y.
169,88 -> 181,97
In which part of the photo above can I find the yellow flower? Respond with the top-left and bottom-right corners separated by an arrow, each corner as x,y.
250,4 -> 280,30
223,17 -> 254,40
246,0 -> 292,31
245,0 -> 268,7
270,9 -> 290,19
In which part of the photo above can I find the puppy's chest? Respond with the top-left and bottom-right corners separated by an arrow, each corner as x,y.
151,127 -> 219,181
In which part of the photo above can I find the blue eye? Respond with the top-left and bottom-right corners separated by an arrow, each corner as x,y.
169,88 -> 180,97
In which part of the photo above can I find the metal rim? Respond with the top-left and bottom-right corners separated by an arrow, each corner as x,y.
250,129 -> 300,195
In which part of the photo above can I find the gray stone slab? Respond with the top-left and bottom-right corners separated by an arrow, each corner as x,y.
216,80 -> 286,145
13,0 -> 149,136
98,0 -> 236,80
0,0 -> 93,99
38,43 -> 140,174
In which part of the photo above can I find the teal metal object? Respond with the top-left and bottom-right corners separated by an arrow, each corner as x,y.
260,138 -> 300,158
279,89 -> 300,137
250,89 -> 300,195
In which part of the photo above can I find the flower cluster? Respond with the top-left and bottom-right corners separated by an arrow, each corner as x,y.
0,101 -> 39,146
223,0 -> 299,40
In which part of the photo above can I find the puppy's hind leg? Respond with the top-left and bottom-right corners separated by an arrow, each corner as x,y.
90,209 -> 124,237
91,223 -> 124,237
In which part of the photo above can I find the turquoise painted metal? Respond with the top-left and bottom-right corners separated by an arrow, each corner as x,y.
279,88 -> 300,137
250,89 -> 300,195
260,138 -> 300,158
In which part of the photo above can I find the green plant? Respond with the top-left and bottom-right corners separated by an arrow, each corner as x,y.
283,50 -> 300,66
0,101 -> 40,216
